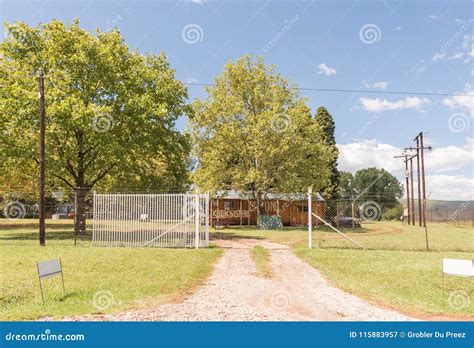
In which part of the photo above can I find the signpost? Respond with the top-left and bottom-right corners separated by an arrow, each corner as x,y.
36,259 -> 65,302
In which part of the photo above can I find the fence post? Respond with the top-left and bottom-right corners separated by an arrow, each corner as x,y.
351,200 -> 355,229
205,193 -> 209,246
195,194 -> 200,249
308,186 -> 312,249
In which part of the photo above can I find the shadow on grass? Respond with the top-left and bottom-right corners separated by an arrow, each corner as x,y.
0,221 -> 78,230
210,231 -> 265,240
0,230 -> 92,241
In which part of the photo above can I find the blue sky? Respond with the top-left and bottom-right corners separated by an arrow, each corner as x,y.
1,0 -> 473,199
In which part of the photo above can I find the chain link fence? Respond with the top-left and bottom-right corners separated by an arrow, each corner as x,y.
318,199 -> 474,228
1,191 -> 473,248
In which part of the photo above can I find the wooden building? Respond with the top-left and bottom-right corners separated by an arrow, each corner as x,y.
210,191 -> 325,227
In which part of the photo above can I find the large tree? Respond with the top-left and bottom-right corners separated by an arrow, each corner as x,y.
339,168 -> 403,206
0,20 -> 191,235
314,106 -> 339,199
190,55 -> 331,218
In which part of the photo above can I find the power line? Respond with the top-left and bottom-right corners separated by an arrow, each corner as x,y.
6,73 -> 472,97
184,82 -> 473,98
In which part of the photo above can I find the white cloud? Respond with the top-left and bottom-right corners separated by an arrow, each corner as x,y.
432,34 -> 473,64
448,52 -> 464,60
337,138 -> 474,200
362,80 -> 388,89
185,77 -> 199,84
443,84 -> 474,117
393,26 -> 402,31
424,175 -> 474,200
337,140 -> 401,173
359,97 -> 429,112
424,138 -> 474,173
317,63 -> 336,76
432,52 -> 446,61
337,138 -> 474,175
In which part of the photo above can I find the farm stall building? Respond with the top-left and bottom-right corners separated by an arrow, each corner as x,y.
210,191 -> 326,227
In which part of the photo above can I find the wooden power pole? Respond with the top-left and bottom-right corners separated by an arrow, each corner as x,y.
409,157 -> 415,225
38,70 -> 46,246
394,153 -> 412,224
415,137 -> 422,227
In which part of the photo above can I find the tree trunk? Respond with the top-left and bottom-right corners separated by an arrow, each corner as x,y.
74,188 -> 89,236
256,191 -> 265,228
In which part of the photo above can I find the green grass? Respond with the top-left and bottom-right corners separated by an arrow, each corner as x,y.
250,246 -> 272,277
0,220 -> 222,320
213,221 -> 474,318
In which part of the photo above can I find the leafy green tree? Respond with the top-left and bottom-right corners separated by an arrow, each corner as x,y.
190,56 -> 331,219
0,20 -> 191,235
338,171 -> 356,199
352,167 -> 403,206
314,106 -> 339,199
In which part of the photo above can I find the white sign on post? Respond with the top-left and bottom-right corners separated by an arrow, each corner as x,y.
36,259 -> 65,302
442,258 -> 474,277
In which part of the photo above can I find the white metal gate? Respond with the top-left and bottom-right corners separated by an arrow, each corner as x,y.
92,193 -> 209,248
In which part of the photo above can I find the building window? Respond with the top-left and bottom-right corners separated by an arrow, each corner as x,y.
297,204 -> 309,213
224,200 -> 235,210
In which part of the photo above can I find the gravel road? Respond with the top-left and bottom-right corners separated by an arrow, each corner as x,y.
59,238 -> 414,321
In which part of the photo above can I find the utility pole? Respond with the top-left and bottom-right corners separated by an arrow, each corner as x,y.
419,132 -> 427,229
405,132 -> 432,250
404,157 -> 410,224
409,157 -> 415,225
38,70 -> 46,246
415,137 -> 422,227
394,153 -> 411,224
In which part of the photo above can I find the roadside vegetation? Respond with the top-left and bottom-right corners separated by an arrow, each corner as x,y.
0,220 -> 222,320
250,246 -> 273,277
214,221 -> 474,318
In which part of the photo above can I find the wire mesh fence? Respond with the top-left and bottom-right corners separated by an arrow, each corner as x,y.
93,193 -> 209,248
0,190 -> 472,251
0,190 -> 210,248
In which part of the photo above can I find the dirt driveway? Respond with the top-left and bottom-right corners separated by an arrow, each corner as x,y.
63,238 -> 414,321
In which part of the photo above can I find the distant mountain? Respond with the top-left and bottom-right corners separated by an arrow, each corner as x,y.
400,199 -> 473,211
